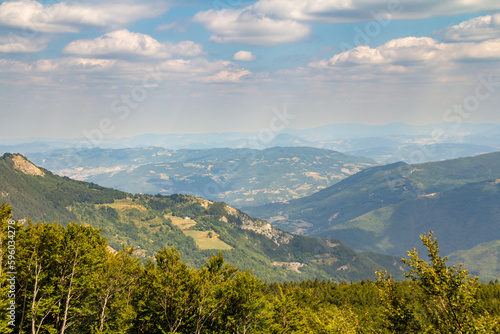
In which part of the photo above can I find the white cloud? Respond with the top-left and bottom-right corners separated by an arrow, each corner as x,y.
0,35 -> 48,53
0,0 -> 167,33
310,37 -> 442,69
35,57 -> 118,72
309,34 -> 500,73
201,69 -> 252,83
193,9 -> 310,45
0,55 -> 253,88
156,58 -> 242,76
441,14 -> 500,42
193,0 -> 500,46
252,0 -> 500,23
167,41 -> 203,57
63,30 -> 203,59
444,38 -> 500,61
233,51 -> 256,61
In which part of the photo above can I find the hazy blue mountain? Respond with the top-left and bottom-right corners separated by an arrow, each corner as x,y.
2,122 -> 500,154
27,146 -> 381,207
345,143 -> 497,163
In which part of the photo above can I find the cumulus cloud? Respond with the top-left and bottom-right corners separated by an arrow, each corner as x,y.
0,57 -> 118,76
0,0 -> 167,33
156,58 -> 244,77
193,9 -> 310,45
310,37 -> 443,69
0,35 -> 48,53
63,30 -> 203,59
441,14 -> 500,42
233,51 -> 256,61
309,34 -> 500,73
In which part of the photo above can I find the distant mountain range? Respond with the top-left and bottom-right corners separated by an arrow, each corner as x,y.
244,152 -> 500,281
2,122 -> 500,163
0,153 -> 405,282
26,147 -> 381,207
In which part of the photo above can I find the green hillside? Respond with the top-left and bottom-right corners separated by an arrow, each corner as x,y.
448,240 -> 500,283
326,179 -> 500,256
244,152 -> 500,281
27,146 -> 380,207
0,153 -> 403,282
244,162 -> 418,235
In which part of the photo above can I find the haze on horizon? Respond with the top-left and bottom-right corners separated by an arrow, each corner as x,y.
1,0 -> 500,140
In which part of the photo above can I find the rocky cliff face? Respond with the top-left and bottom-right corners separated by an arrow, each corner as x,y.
222,204 -> 293,246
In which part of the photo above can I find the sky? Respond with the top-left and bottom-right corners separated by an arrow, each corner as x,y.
1,0 -> 500,140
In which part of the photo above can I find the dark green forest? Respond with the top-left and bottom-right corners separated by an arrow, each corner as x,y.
1,204 -> 500,333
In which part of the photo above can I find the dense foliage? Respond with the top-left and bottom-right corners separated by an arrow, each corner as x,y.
1,205 -> 500,333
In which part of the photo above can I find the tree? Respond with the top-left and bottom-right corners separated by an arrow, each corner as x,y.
375,271 -> 421,333
269,286 -> 303,334
191,251 -> 238,334
224,270 -> 267,334
15,221 -> 109,334
0,204 -> 15,333
85,246 -> 141,333
377,231 -> 500,333
134,247 -> 196,333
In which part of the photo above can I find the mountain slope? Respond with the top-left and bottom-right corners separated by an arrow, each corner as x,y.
448,240 -> 500,283
326,179 -> 500,256
244,162 -> 418,235
0,153 -> 403,282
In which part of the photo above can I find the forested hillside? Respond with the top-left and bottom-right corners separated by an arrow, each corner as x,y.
2,207 -> 499,333
0,153 -> 403,282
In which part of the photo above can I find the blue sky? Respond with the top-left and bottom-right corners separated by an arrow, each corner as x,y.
1,0 -> 500,139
